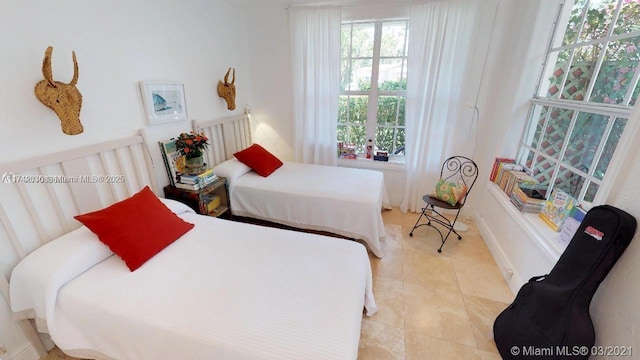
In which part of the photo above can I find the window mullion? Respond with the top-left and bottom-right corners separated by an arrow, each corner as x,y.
622,60 -> 640,106
368,22 -> 383,144
531,97 -> 631,118
574,0 -> 591,45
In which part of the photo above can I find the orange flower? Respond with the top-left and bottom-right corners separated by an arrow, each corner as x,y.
184,148 -> 190,153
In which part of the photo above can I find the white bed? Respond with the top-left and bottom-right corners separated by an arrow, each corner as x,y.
194,115 -> 391,258
1,133 -> 378,360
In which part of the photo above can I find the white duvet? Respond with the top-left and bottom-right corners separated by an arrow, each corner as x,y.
227,162 -> 390,258
11,211 -> 378,360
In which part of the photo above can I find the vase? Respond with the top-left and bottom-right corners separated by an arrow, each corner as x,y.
185,155 -> 205,174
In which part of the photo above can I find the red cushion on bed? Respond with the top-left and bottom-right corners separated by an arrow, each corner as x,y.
74,186 -> 194,271
233,144 -> 283,177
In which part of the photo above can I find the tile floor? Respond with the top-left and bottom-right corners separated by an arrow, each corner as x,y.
358,207 -> 514,360
42,207 -> 513,360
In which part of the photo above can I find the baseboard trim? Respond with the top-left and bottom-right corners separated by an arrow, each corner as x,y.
12,344 -> 39,360
473,211 -> 522,294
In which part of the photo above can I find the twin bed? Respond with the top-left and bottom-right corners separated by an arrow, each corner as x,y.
1,117 -> 387,360
195,114 -> 390,258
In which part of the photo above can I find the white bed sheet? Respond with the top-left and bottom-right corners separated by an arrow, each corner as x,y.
26,213 -> 377,360
230,162 -> 390,258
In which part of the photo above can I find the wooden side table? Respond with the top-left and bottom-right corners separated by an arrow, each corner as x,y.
163,177 -> 230,218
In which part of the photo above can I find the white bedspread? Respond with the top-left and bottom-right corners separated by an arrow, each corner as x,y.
14,214 -> 377,360
231,162 -> 390,258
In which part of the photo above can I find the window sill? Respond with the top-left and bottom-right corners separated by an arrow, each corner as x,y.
487,183 -> 566,261
337,156 -> 405,171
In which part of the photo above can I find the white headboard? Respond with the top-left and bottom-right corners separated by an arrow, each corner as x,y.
192,114 -> 252,168
0,134 -> 156,298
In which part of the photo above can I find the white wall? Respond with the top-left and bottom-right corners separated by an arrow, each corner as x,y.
245,4 -> 295,161
473,0 -> 640,356
0,0 -> 252,358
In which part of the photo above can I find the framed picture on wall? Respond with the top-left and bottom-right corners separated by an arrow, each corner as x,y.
140,81 -> 188,125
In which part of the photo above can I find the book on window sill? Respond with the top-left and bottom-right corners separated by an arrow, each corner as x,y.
490,157 -> 515,182
510,186 -> 546,213
496,164 -> 524,189
558,205 -> 587,246
504,171 -> 537,197
539,189 -> 576,232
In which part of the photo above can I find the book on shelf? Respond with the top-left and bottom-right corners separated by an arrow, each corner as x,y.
175,170 -> 218,190
558,205 -> 588,246
490,157 -> 515,182
174,182 -> 201,191
495,163 -> 524,189
510,186 -> 547,213
158,139 -> 186,187
178,169 -> 217,185
504,171 -> 538,197
539,189 -> 576,232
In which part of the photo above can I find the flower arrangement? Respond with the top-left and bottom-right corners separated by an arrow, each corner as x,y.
174,131 -> 209,159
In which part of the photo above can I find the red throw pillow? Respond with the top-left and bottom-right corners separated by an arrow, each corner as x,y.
74,186 -> 194,271
233,144 -> 283,177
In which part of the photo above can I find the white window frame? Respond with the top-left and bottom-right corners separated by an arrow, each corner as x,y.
517,0 -> 640,206
339,19 -> 408,160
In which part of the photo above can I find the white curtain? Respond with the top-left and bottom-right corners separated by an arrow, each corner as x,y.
400,0 -> 478,212
289,7 -> 341,166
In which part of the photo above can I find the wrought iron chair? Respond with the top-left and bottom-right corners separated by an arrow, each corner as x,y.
409,156 -> 479,253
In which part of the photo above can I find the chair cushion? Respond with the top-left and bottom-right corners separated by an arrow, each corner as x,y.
433,179 -> 468,206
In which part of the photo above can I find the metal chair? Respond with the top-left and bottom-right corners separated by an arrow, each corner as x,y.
409,156 -> 479,253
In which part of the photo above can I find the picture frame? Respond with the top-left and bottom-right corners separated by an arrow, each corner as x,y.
140,81 -> 188,125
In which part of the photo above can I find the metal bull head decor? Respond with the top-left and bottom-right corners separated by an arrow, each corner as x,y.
217,67 -> 236,110
35,46 -> 84,135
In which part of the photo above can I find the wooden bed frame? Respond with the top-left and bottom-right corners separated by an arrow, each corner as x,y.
0,132 -> 156,357
191,113 -> 252,168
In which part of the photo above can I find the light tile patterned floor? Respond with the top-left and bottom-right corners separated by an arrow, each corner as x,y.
358,207 -> 514,360
42,207 -> 513,360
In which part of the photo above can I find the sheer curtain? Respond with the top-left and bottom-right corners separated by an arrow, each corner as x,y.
400,0 -> 478,212
289,7 -> 341,166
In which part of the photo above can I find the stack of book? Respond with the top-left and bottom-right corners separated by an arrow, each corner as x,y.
175,169 -> 218,191
490,157 -> 515,182
374,151 -> 389,162
503,170 -> 538,197
510,186 -> 547,213
338,142 -> 357,159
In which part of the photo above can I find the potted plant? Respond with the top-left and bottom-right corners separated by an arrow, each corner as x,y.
174,131 -> 209,174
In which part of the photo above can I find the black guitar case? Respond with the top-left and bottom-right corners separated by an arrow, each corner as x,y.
493,205 -> 636,360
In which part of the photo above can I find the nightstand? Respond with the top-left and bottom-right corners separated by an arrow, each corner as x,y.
163,177 -> 230,218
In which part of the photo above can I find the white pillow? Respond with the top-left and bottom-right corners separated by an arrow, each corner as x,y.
212,158 -> 252,185
159,197 -> 196,215
10,226 -> 113,323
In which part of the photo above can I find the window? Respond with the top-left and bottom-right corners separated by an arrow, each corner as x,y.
518,0 -> 640,204
338,20 -> 408,157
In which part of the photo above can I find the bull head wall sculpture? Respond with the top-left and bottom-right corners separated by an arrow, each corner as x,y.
34,46 -> 84,135
217,67 -> 236,110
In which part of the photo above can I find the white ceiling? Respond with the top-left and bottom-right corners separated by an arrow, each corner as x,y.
228,0 -> 409,8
